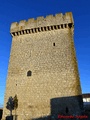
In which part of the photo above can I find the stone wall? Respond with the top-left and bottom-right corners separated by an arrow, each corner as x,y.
2,12 -> 83,120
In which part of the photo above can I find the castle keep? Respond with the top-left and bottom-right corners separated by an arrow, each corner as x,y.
3,12 -> 83,120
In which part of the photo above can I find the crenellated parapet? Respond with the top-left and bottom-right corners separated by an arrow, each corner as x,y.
10,12 -> 74,36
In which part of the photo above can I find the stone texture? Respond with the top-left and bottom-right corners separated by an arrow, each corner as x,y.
2,12 -> 83,120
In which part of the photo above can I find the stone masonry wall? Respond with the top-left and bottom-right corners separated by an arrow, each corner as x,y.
2,12 -> 83,120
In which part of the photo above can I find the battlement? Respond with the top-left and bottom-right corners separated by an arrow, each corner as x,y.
10,12 -> 74,36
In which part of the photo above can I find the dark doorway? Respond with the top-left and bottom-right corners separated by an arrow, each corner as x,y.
66,107 -> 69,113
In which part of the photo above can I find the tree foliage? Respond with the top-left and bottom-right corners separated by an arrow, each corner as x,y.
13,95 -> 18,110
6,95 -> 18,116
6,96 -> 14,115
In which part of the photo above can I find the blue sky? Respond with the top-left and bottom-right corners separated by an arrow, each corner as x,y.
0,0 -> 90,107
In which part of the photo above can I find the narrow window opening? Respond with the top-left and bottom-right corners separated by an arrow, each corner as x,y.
47,26 -> 50,30
41,27 -> 43,31
27,70 -> 32,76
66,107 -> 69,113
49,26 -> 51,30
57,25 -> 60,29
28,30 -> 30,34
68,23 -> 72,28
22,30 -> 24,34
12,32 -> 15,36
54,26 -> 57,29
33,28 -> 35,33
20,31 -> 21,34
31,29 -> 34,33
38,28 -> 40,32
51,26 -> 53,30
34,28 -> 37,32
61,24 -> 63,28
16,84 -> 17,86
44,27 -> 46,31
65,24 -> 67,28
29,29 -> 31,33
53,43 -> 55,46
26,30 -> 28,34
16,32 -> 19,36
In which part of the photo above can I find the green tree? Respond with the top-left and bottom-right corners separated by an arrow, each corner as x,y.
6,96 -> 14,116
13,95 -> 18,120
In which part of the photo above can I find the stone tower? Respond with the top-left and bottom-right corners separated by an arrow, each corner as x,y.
2,12 -> 83,120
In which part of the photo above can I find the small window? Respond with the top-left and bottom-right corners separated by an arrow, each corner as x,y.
53,43 -> 55,46
44,27 -> 46,31
66,107 -> 69,113
41,27 -> 43,31
38,28 -> 40,32
34,28 -> 37,32
51,26 -> 53,30
65,24 -> 67,28
61,24 -> 63,28
27,70 -> 32,76
68,23 -> 72,28
54,26 -> 57,29
57,25 -> 60,29
47,26 -> 50,30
